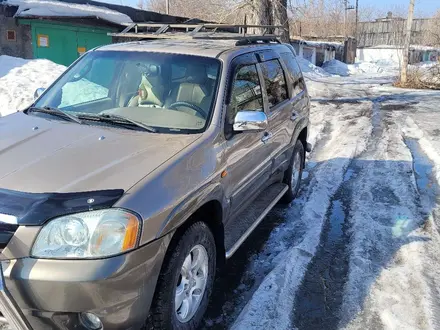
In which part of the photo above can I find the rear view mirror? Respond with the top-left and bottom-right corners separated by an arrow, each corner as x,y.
136,63 -> 160,77
34,88 -> 46,100
233,111 -> 268,132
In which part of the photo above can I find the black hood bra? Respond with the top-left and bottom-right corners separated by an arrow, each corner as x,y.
0,188 -> 124,225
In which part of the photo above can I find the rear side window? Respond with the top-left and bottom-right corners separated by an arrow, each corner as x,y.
260,59 -> 288,108
280,52 -> 306,97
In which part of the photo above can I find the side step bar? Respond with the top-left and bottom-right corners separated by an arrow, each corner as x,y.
225,183 -> 288,259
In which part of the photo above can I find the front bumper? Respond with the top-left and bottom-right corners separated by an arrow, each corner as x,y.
0,235 -> 170,330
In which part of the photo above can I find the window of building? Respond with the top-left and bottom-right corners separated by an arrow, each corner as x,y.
6,30 -> 16,41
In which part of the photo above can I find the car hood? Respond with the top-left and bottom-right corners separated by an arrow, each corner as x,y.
0,113 -> 201,193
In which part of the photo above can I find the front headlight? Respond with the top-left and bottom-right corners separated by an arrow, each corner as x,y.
32,209 -> 141,259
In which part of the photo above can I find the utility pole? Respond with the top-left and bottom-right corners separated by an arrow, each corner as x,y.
344,0 -> 348,38
401,0 -> 415,85
166,0 -> 170,14
344,0 -> 355,38
355,0 -> 359,39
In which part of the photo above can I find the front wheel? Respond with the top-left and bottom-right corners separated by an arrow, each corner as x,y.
281,139 -> 305,204
149,222 -> 216,330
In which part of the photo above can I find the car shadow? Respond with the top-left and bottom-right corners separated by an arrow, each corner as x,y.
203,154 -> 438,330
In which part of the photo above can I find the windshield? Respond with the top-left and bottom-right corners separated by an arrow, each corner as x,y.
34,51 -> 221,133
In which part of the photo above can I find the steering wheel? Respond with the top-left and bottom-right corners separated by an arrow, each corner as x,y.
168,101 -> 206,119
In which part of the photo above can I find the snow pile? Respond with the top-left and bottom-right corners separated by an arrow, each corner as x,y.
322,59 -> 387,76
6,0 -> 132,25
322,60 -> 351,76
296,57 -> 330,78
0,56 -> 29,78
351,61 -> 387,74
0,55 -> 65,117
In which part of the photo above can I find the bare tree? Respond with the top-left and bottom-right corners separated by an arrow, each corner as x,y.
145,0 -> 238,21
426,10 -> 440,46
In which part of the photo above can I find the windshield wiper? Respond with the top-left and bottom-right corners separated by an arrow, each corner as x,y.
28,106 -> 82,124
78,113 -> 156,133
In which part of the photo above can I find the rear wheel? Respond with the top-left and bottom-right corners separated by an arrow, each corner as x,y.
281,139 -> 305,204
149,222 -> 216,330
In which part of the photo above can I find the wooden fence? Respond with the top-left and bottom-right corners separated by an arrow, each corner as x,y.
357,18 -> 431,47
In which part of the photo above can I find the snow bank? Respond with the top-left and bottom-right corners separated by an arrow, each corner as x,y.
0,55 -> 65,117
322,59 -> 387,77
296,57 -> 330,78
322,60 -> 351,76
6,0 -> 132,25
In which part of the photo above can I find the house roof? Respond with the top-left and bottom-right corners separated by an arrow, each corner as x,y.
56,0 -> 194,24
3,0 -> 132,25
1,0 -> 201,26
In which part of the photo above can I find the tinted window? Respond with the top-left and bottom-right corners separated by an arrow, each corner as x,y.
280,52 -> 305,96
260,59 -> 288,108
229,64 -> 263,123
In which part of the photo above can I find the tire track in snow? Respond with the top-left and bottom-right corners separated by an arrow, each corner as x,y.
293,97 -> 383,330
339,101 -> 434,330
398,115 -> 440,330
231,101 -> 372,330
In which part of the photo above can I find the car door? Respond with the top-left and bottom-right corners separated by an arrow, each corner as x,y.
223,53 -> 273,218
256,51 -> 292,176
279,50 -> 309,142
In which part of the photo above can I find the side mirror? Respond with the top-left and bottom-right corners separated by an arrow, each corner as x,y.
233,110 -> 268,132
34,88 -> 46,100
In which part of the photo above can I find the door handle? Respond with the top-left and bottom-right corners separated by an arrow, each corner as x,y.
291,112 -> 298,121
261,131 -> 273,143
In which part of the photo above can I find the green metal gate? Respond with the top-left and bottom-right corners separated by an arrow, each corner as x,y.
19,20 -> 114,66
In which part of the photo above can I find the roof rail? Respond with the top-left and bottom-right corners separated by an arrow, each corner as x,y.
108,23 -> 286,43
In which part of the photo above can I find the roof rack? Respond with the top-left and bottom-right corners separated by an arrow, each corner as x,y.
108,23 -> 286,45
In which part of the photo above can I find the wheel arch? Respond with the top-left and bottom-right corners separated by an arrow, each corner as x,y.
174,200 -> 225,269
162,198 -> 226,274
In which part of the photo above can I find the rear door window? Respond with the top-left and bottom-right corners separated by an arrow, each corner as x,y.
280,52 -> 306,97
260,59 -> 288,109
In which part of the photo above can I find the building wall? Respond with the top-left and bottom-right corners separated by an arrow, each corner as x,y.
356,47 -> 404,64
0,14 -> 33,58
20,20 -> 113,66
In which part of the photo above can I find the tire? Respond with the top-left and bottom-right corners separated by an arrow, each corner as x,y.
281,139 -> 305,204
149,222 -> 216,330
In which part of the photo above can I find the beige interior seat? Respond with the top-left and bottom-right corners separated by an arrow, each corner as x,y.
165,64 -> 212,117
